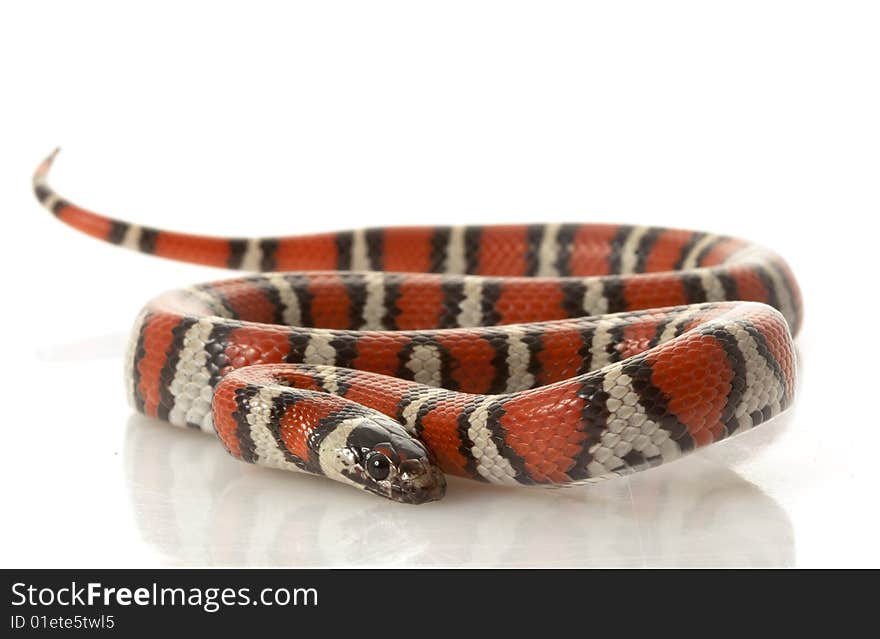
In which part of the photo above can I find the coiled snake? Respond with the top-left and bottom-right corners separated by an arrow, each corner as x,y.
34,151 -> 801,504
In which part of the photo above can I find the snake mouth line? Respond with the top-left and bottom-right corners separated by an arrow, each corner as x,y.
353,471 -> 447,505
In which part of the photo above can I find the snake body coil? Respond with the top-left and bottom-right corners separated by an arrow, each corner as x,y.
34,151 -> 801,504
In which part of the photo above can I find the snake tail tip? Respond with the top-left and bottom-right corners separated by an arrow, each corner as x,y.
34,147 -> 61,177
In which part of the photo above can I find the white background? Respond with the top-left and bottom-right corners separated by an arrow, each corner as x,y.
1,1 -> 877,567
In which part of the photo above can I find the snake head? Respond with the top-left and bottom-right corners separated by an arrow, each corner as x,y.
333,417 -> 446,505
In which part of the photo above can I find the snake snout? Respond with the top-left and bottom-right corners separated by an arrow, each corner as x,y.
397,460 -> 447,505
381,437 -> 447,505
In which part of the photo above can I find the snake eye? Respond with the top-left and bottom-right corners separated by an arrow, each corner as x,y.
365,451 -> 391,481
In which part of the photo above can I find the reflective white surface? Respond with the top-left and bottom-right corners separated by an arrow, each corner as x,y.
122,412 -> 796,567
1,1 -> 878,567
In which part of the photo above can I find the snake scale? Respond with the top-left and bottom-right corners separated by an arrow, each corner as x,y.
34,150 -> 801,504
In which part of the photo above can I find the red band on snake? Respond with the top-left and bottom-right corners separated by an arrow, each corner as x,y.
34,150 -> 801,504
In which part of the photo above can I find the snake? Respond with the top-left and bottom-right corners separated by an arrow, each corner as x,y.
33,150 -> 801,504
